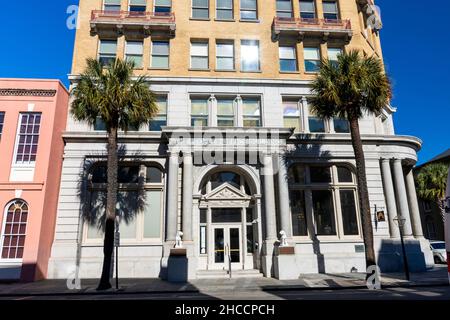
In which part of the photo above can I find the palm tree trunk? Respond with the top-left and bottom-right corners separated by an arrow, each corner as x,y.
348,117 -> 376,276
437,199 -> 445,223
97,126 -> 118,290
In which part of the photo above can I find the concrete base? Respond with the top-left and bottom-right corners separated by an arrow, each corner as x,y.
273,246 -> 299,280
167,248 -> 188,283
376,238 -> 430,272
261,240 -> 275,278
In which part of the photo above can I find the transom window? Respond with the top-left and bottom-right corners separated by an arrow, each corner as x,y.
104,0 -> 121,11
240,0 -> 257,20
216,0 -> 234,20
200,171 -> 252,195
323,0 -> 339,21
1,200 -> 28,260
299,0 -> 316,20
15,113 -> 41,164
154,0 -> 171,13
288,164 -> 359,237
86,163 -> 164,242
192,0 -> 209,19
276,0 -> 293,18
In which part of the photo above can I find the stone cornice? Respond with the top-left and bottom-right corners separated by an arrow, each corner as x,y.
0,88 -> 57,97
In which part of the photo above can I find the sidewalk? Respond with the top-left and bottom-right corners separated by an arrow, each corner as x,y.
0,266 -> 447,297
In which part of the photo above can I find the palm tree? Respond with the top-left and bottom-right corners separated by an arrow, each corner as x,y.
309,50 -> 392,275
71,58 -> 158,290
416,163 -> 449,222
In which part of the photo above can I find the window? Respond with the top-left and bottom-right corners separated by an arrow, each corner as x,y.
15,113 -> 41,164
312,190 -> 336,235
192,0 -> 209,19
1,200 -> 28,259
240,0 -> 257,20
191,41 -> 209,69
283,99 -> 301,131
216,42 -> 234,70
199,209 -> 207,254
290,190 -> 308,236
125,41 -> 143,68
288,163 -> 359,238
328,47 -> 342,67
340,190 -> 359,235
129,0 -> 146,12
87,164 -> 164,241
0,112 -> 4,138
94,117 -> 107,131
242,98 -> 261,127
299,0 -> 316,19
310,165 -> 332,183
191,98 -> 209,126
333,117 -> 350,133
241,40 -> 260,72
304,47 -> 320,72
216,0 -> 233,20
150,96 -> 167,131
149,41 -> 169,69
279,46 -> 297,72
154,0 -> 171,13
323,0 -> 339,21
246,208 -> 255,253
308,109 -> 325,133
104,0 -> 121,11
98,40 -> 117,66
217,99 -> 235,127
276,0 -> 293,18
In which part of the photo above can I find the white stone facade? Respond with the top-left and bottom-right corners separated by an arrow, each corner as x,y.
47,78 -> 433,280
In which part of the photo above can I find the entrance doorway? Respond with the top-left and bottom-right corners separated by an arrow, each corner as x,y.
212,225 -> 242,270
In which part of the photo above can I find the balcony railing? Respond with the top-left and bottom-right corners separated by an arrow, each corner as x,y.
273,17 -> 352,41
90,10 -> 176,36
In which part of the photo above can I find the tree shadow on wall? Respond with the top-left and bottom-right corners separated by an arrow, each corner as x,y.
278,139 -> 332,274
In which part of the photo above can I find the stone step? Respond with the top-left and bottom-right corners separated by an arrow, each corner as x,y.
196,269 -> 264,279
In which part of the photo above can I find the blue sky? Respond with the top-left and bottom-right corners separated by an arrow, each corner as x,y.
0,0 -> 448,164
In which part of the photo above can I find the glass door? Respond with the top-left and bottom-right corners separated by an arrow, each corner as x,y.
211,225 -> 242,270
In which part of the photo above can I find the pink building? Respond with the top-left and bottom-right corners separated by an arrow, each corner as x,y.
0,79 -> 68,282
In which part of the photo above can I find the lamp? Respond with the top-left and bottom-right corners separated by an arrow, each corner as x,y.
393,215 -> 410,281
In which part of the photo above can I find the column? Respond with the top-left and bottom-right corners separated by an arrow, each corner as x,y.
277,154 -> 292,238
392,159 -> 413,236
380,159 -> 400,238
405,168 -> 424,238
182,152 -> 193,241
166,152 -> 179,241
235,95 -> 243,127
262,154 -> 277,240
209,95 -> 217,127
301,96 -> 310,133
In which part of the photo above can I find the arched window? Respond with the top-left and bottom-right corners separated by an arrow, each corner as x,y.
1,200 -> 28,259
200,170 -> 252,195
288,164 -> 360,238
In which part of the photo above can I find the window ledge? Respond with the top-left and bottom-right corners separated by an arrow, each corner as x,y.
189,68 -> 211,71
240,70 -> 262,73
304,71 -> 319,75
239,19 -> 260,23
190,17 -> 211,21
280,70 -> 300,74
133,67 -> 144,70
214,69 -> 236,72
149,67 -> 170,70
214,18 -> 236,22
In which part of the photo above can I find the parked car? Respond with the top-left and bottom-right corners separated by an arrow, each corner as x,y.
430,241 -> 447,264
